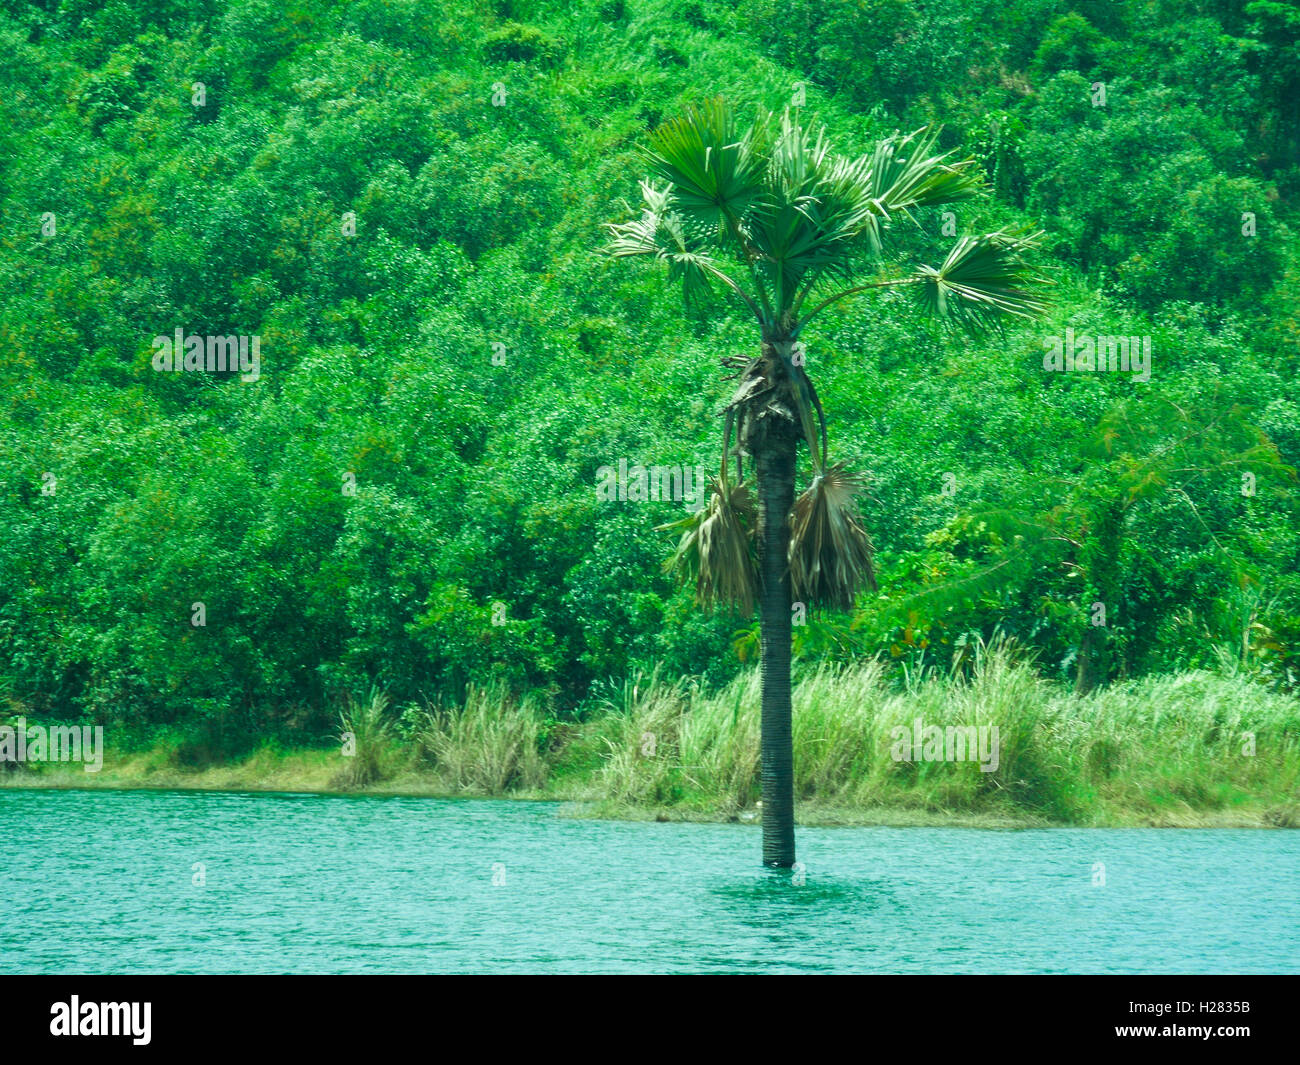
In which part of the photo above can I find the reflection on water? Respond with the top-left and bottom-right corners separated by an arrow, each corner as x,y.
0,790 -> 1296,974
711,871 -> 892,929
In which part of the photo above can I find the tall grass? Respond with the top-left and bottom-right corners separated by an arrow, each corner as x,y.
417,683 -> 547,793
595,667 -> 760,813
332,688 -> 397,789
70,643 -> 1297,825
591,638 -> 1300,823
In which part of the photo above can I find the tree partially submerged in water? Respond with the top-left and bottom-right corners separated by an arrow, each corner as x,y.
607,98 -> 1048,866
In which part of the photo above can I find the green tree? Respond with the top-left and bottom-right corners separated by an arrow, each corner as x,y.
607,99 -> 1047,865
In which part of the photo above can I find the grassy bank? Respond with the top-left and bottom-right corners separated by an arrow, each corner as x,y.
5,647 -> 1299,828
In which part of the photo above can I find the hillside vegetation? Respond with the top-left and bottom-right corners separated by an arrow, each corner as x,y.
2,1 -> 1298,791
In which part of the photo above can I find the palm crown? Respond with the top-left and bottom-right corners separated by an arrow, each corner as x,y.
608,97 -> 1048,340
607,97 -> 1048,615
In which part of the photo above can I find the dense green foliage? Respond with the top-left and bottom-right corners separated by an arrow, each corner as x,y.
3,0 -> 1298,754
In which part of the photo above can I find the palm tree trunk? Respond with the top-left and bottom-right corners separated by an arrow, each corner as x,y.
1075,497 -> 1125,695
752,341 -> 799,868
1075,624 -> 1107,695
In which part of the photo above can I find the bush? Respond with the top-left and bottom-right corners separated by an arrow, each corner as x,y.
483,22 -> 565,66
419,683 -> 548,793
331,689 -> 397,789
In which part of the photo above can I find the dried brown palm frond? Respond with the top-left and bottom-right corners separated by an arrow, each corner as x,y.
658,473 -> 758,615
789,462 -> 876,610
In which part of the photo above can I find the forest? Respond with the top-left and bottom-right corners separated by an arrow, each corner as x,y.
2,0 -> 1299,819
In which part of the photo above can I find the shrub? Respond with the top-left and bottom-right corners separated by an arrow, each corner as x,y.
331,689 -> 397,789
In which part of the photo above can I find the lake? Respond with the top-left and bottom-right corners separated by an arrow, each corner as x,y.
2,790 -> 1296,974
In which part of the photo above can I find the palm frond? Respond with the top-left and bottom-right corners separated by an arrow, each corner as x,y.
748,112 -> 881,308
755,122 -> 979,310
913,226 -> 1051,333
789,463 -> 876,611
867,127 -> 982,217
605,181 -> 734,306
658,474 -> 759,615
643,96 -> 766,237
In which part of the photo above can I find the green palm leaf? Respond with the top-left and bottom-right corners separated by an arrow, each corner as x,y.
643,97 -> 766,236
913,226 -> 1051,332
867,127 -> 982,217
749,113 -> 879,306
605,181 -> 730,305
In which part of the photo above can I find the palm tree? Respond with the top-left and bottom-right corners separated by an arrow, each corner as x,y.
606,99 -> 1048,867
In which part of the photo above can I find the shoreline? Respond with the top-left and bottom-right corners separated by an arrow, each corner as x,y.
6,660 -> 1299,831
4,756 -> 1295,829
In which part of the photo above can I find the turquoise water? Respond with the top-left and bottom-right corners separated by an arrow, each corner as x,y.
2,790 -> 1297,973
